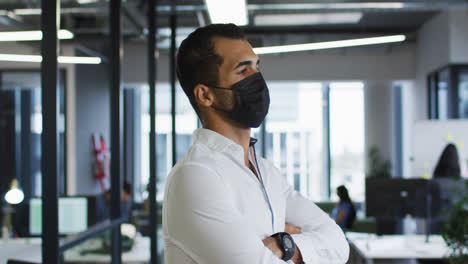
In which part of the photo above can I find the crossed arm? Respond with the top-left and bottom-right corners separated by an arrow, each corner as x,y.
263,223 -> 305,263
164,164 -> 349,264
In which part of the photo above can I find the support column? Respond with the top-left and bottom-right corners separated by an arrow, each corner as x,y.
41,0 -> 60,262
170,2 -> 177,166
148,0 -> 159,263
322,84 -> 330,200
110,0 -> 123,263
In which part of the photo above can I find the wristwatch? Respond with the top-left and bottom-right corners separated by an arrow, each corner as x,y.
272,232 -> 296,261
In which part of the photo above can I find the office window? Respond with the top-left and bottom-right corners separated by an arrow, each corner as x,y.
437,70 -> 449,120
458,70 -> 468,118
265,82 -> 324,201
139,83 -> 197,202
136,80 -> 365,204
428,65 -> 468,119
329,82 -> 365,202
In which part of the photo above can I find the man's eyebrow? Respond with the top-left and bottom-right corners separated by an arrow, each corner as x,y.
233,59 -> 259,70
233,60 -> 252,70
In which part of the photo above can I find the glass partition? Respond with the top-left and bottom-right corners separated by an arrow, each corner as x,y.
329,82 -> 365,202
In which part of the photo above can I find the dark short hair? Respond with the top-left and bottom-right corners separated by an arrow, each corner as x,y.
337,185 -> 351,203
433,143 -> 461,178
176,23 -> 246,116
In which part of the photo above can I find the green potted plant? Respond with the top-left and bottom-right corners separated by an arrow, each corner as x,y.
441,180 -> 468,264
366,146 -> 393,235
366,145 -> 392,178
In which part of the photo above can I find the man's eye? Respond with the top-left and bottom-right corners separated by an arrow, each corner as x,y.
239,68 -> 247,74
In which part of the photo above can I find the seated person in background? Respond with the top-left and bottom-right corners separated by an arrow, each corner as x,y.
433,143 -> 468,178
96,181 -> 132,222
332,185 -> 356,230
11,201 -> 29,237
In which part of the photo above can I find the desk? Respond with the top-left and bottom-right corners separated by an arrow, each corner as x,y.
63,235 -> 150,264
0,238 -> 42,264
346,232 -> 451,264
0,236 -> 150,264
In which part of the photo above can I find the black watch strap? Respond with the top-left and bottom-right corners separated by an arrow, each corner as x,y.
272,232 -> 296,261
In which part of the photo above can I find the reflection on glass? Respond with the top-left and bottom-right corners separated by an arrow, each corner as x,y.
29,197 -> 88,236
61,224 -> 150,263
265,82 -> 324,201
329,82 -> 365,202
61,237 -> 112,264
458,70 -> 468,118
0,71 -> 66,201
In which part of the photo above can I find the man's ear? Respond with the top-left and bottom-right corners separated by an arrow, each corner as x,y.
193,84 -> 215,107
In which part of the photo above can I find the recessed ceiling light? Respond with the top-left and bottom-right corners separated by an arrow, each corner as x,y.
253,35 -> 406,54
0,54 -> 102,64
12,9 -> 41,15
0,30 -> 74,41
254,12 -> 363,26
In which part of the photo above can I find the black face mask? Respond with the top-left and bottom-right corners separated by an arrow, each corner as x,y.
209,72 -> 270,128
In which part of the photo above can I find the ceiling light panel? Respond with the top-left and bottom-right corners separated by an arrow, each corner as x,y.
253,35 -> 406,54
0,54 -> 42,62
205,0 -> 248,26
249,2 -> 405,11
76,0 -> 99,4
0,54 -> 101,64
0,30 -> 74,41
254,12 -> 363,26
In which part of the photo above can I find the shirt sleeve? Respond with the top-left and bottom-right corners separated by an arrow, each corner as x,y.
284,183 -> 350,264
164,163 -> 291,264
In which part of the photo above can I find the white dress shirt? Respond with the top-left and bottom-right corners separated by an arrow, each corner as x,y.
163,128 -> 349,264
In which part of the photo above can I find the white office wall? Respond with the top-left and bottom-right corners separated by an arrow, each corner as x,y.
413,9 -> 468,123
449,9 -> 468,63
408,10 -> 468,178
415,11 -> 450,120
400,81 -> 416,177
123,41 -> 416,83
407,11 -> 451,178
364,80 -> 394,167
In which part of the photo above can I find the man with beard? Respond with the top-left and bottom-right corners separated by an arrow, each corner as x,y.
163,23 -> 349,264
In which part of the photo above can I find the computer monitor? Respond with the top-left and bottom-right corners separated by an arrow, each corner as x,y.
366,178 -> 429,218
29,197 -> 88,235
427,178 -> 466,234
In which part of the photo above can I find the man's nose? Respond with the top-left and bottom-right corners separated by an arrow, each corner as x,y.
249,67 -> 259,76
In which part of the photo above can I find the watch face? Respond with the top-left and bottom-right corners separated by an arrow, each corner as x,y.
284,237 -> 293,248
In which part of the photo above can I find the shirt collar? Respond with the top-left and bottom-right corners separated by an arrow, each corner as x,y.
250,137 -> 258,147
193,128 -> 258,162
